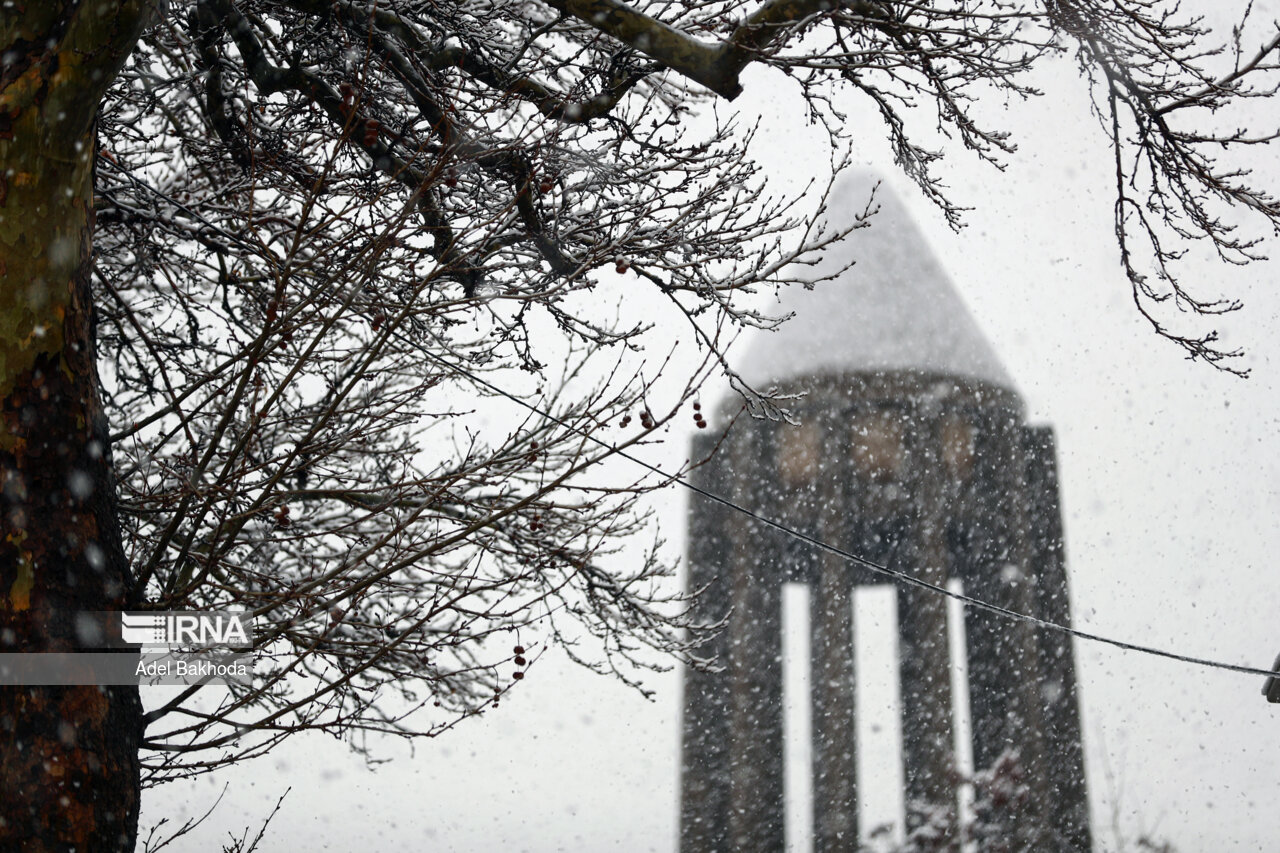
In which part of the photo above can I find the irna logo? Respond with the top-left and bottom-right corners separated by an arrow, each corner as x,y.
119,611 -> 253,649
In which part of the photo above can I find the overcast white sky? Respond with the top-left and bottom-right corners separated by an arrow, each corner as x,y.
142,3 -> 1280,850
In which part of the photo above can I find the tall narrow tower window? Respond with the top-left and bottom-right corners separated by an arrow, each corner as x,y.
941,413 -> 977,481
778,421 -> 823,488
851,410 -> 904,482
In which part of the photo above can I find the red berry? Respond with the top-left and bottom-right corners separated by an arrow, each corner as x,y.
514,645 -> 525,655
513,671 -> 524,680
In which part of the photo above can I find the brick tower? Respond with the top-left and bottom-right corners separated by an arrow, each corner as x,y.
679,175 -> 1091,852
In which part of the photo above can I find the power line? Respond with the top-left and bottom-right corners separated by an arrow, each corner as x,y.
424,350 -> 1280,683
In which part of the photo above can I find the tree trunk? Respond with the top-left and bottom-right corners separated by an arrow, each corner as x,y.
1,4 -> 155,850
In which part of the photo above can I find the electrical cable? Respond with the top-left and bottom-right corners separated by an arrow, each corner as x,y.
423,349 -> 1280,683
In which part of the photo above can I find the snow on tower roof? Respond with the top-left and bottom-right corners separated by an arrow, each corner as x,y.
738,172 -> 1015,392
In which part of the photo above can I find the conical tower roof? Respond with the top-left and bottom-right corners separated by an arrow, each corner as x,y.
739,172 -> 1015,392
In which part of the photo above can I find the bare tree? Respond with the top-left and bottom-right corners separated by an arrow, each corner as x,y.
3,0 -> 1279,848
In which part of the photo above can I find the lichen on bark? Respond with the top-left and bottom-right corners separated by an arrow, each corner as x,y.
0,1 -> 158,849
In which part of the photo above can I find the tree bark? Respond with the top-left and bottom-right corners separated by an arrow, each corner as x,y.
1,3 -> 155,849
